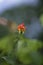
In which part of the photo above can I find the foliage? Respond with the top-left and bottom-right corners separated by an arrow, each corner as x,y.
40,14 -> 43,27
0,32 -> 42,65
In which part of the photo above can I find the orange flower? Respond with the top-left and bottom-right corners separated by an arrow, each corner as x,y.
17,23 -> 26,34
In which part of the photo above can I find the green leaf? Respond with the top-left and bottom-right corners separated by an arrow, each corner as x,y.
16,38 -> 42,64
40,14 -> 43,27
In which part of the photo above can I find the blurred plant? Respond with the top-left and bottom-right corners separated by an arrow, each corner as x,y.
0,17 -> 43,65
40,14 -> 43,27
